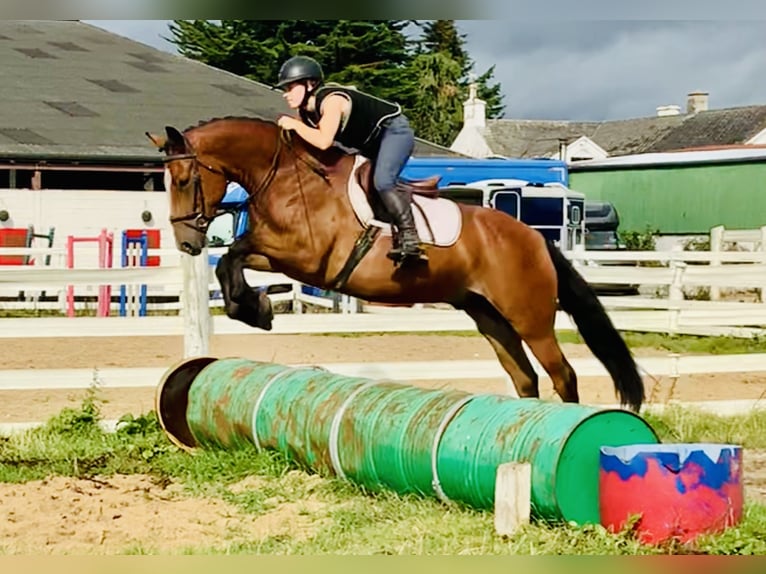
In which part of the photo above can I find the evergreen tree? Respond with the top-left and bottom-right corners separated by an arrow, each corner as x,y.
407,52 -> 464,146
165,20 -> 505,146
414,20 -> 505,119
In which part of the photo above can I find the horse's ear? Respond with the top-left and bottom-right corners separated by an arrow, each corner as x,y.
145,131 -> 168,152
164,126 -> 187,154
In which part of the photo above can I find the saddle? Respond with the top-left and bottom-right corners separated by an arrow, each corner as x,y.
354,161 -> 442,198
346,155 -> 461,247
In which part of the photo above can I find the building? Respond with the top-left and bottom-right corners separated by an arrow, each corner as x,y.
568,147 -> 766,236
0,20 -> 461,193
450,86 -> 766,163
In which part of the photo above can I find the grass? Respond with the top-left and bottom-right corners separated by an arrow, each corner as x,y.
312,329 -> 766,356
1,387 -> 765,556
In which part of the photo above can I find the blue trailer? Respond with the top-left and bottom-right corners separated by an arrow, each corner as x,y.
400,156 -> 569,187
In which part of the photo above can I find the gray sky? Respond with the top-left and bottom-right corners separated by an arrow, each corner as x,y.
85,19 -> 766,122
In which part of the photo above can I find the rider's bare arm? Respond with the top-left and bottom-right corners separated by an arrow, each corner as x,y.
290,94 -> 347,150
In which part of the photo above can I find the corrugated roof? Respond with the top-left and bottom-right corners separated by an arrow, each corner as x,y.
0,20 -> 460,163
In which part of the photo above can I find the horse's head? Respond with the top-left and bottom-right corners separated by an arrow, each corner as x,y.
145,126 -> 228,256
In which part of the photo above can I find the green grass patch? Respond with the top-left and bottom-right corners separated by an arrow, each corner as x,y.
309,329 -> 766,355
644,405 -> 766,448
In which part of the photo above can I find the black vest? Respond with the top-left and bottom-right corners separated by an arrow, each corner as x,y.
299,84 -> 402,153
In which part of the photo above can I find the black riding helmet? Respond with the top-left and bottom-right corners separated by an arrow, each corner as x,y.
276,55 -> 324,89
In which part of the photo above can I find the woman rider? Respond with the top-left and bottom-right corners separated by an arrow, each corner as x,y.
275,55 -> 427,265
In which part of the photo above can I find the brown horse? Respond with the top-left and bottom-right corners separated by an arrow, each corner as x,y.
146,116 -> 645,413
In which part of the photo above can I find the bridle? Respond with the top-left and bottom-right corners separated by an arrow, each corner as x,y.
162,132 -> 285,234
163,153 -> 224,234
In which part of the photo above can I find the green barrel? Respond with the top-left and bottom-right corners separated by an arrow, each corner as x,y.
435,394 -> 659,523
155,357 -> 659,524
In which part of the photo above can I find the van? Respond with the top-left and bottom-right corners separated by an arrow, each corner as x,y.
584,199 -> 626,251
582,200 -> 638,294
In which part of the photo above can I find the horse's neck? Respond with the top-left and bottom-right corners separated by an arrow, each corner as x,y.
238,132 -> 355,239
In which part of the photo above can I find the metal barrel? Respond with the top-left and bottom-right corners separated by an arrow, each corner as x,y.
155,356 -> 660,524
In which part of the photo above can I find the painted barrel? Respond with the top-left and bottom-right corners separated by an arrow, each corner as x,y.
599,443 -> 744,544
155,356 -> 660,524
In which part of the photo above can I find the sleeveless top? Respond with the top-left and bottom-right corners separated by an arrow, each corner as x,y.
299,84 -> 402,152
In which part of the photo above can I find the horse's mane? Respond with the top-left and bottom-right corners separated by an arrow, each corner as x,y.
184,114 -> 352,171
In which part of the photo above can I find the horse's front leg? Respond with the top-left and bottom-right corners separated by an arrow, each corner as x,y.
215,240 -> 274,330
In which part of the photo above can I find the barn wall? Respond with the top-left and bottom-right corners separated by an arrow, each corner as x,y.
569,161 -> 766,234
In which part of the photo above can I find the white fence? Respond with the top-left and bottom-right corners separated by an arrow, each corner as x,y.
2,243 -> 766,343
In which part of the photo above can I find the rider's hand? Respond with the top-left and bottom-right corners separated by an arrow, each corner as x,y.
277,115 -> 300,131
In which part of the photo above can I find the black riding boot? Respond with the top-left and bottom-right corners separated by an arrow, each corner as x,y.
378,190 -> 427,264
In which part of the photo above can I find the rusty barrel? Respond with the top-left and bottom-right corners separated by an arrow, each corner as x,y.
155,356 -> 660,524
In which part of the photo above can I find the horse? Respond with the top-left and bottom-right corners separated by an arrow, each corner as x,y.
145,116 -> 645,413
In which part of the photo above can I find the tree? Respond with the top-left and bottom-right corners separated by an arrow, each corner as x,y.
166,20 -> 287,82
414,20 -> 505,119
407,53 -> 464,146
165,20 -> 505,146
167,19 -> 414,99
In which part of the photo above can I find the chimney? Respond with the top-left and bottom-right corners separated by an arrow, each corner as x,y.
462,82 -> 486,128
687,91 -> 709,114
656,105 -> 681,117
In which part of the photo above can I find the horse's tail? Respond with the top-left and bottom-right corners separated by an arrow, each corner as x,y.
544,240 -> 645,412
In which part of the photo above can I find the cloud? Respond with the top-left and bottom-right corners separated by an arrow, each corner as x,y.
86,20 -> 766,122
456,20 -> 766,120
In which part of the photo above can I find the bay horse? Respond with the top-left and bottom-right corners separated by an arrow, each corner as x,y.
146,116 -> 645,413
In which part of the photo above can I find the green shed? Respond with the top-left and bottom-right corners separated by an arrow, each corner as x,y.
568,148 -> 766,235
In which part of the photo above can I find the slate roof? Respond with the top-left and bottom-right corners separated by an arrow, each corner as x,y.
646,106 -> 766,152
0,20 -> 461,164
479,105 -> 766,159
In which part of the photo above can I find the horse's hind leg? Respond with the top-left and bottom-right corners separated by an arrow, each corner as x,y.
457,292 -> 540,398
523,332 -> 579,404
484,291 -> 580,404
467,290 -> 579,403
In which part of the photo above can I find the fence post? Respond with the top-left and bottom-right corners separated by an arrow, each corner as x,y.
668,246 -> 686,334
181,247 -> 211,358
760,226 -> 766,304
709,225 -> 723,301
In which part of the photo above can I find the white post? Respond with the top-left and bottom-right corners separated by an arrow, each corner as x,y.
494,462 -> 531,536
709,225 -> 723,301
760,226 -> 766,304
668,246 -> 686,335
181,247 -> 211,358
292,280 -> 303,314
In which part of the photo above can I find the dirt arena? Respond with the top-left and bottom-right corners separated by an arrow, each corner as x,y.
1,332 -> 764,554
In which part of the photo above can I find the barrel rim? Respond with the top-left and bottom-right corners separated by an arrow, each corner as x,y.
154,355 -> 218,453
551,406 -> 661,523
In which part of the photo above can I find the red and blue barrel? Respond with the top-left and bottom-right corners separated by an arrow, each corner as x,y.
599,443 -> 743,544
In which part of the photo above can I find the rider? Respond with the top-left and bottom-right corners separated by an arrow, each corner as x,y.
275,54 -> 427,265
